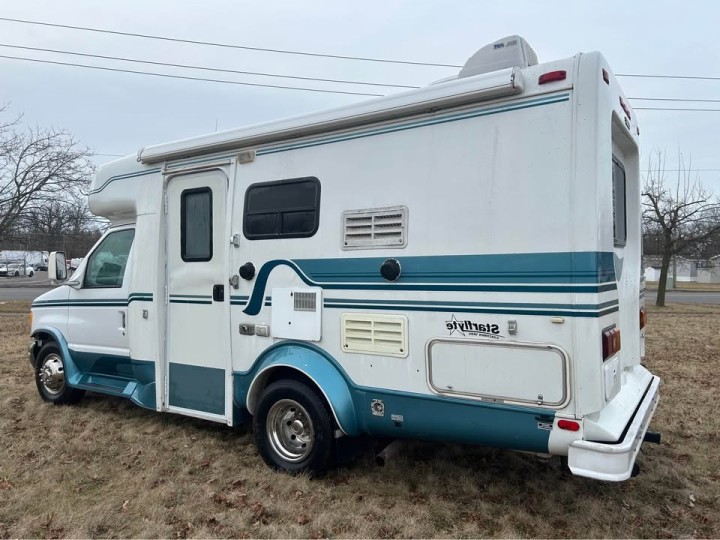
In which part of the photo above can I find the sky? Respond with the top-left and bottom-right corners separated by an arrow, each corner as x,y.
1,0 -> 719,192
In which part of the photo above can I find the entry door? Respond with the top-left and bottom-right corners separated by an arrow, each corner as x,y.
166,170 -> 230,421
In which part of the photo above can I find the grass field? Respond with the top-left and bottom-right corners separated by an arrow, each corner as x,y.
1,301 -> 719,538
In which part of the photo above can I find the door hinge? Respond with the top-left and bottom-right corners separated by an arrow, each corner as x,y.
163,191 -> 168,214
164,285 -> 169,305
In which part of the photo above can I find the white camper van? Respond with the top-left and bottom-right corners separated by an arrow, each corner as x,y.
30,36 -> 659,481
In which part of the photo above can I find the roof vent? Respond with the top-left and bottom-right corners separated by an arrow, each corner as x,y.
458,36 -> 538,79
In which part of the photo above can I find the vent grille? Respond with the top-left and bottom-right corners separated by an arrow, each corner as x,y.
293,291 -> 317,312
343,206 -> 408,249
341,313 -> 408,357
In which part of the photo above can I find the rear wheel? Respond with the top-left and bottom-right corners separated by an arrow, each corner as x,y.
254,379 -> 334,476
35,343 -> 85,404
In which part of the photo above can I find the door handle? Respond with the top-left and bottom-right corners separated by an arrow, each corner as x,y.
119,311 -> 126,329
213,284 -> 225,302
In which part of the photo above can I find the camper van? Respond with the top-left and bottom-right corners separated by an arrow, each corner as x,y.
29,36 -> 659,481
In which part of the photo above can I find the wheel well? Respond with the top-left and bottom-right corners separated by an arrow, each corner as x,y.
250,366 -> 334,418
30,331 -> 57,368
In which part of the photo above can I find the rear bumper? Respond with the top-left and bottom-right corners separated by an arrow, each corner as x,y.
568,375 -> 660,481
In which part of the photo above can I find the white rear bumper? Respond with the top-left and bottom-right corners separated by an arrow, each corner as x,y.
568,375 -> 660,481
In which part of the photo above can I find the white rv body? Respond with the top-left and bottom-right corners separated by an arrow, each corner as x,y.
30,39 -> 659,481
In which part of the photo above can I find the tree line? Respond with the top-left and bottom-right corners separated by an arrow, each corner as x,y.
1,104 -> 103,258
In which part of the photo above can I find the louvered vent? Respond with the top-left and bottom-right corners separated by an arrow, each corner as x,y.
341,313 -> 408,358
293,291 -> 317,312
342,206 -> 408,249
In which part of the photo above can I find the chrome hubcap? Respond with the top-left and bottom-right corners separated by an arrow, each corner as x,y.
266,399 -> 314,462
39,354 -> 65,395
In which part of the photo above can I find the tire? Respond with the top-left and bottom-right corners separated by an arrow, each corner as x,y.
254,379 -> 335,476
28,270 -> 34,278
35,343 -> 85,405
13,271 -> 19,277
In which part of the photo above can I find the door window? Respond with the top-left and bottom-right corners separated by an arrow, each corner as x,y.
84,229 -> 135,288
181,187 -> 213,261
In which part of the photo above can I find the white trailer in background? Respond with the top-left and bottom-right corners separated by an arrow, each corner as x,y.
30,36 -> 659,481
0,250 -> 48,270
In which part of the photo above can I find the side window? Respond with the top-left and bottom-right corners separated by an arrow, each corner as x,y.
243,177 -> 320,240
181,188 -> 213,261
84,229 -> 135,288
612,158 -> 627,246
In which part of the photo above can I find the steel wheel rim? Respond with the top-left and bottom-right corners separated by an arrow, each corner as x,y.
266,399 -> 314,462
39,353 -> 65,395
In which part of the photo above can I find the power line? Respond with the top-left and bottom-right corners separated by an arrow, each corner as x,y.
641,169 -> 720,172
617,73 -> 720,82
633,107 -> 720,112
0,54 -> 383,97
0,43 -> 419,90
629,97 -> 720,103
0,16 -> 459,68
4,16 -> 720,83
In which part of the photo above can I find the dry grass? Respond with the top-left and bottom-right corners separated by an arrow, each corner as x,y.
0,304 -> 719,538
0,300 -> 31,314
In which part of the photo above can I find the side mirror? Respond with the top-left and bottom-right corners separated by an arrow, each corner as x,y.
48,251 -> 68,284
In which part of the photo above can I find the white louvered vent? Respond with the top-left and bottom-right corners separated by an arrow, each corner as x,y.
342,206 -> 408,249
293,291 -> 317,312
341,313 -> 408,358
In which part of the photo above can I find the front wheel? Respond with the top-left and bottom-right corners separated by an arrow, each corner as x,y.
35,343 -> 85,404
254,379 -> 335,476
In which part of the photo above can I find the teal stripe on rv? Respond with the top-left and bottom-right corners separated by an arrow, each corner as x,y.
323,298 -> 619,310
169,294 -> 213,305
242,252 -> 617,315
323,302 -> 618,318
32,293 -> 153,309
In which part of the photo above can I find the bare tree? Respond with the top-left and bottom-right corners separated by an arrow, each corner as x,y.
0,106 -> 95,236
643,149 -> 720,306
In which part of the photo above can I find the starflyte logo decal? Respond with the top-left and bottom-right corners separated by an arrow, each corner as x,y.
446,315 -> 502,339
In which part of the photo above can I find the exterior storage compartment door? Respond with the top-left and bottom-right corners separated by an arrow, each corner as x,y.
426,338 -> 569,408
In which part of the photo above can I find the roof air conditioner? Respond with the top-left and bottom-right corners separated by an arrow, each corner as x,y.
458,36 -> 538,79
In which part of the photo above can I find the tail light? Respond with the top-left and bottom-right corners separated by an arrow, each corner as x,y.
640,307 -> 647,330
602,325 -> 621,360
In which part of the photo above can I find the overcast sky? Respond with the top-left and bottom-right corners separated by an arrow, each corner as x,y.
2,0 -> 719,192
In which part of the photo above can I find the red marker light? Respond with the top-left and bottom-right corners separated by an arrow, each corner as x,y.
640,307 -> 647,329
558,420 -> 580,431
538,70 -> 567,85
602,68 -> 610,84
